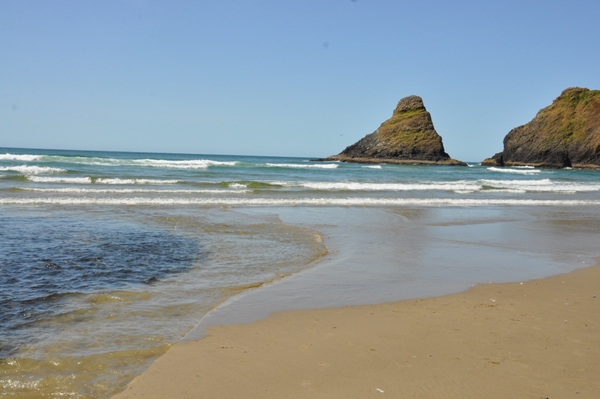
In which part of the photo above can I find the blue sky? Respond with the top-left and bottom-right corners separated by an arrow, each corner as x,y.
2,1 -> 600,161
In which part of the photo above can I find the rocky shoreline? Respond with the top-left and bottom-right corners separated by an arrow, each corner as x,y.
314,155 -> 466,166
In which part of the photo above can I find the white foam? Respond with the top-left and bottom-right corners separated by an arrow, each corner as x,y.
27,176 -> 92,184
131,159 -> 237,169
22,188 -> 249,194
136,179 -> 180,184
283,181 -> 482,192
487,167 -> 541,175
480,179 -> 600,193
0,165 -> 65,174
251,179 -> 600,194
362,165 -> 382,169
10,155 -> 238,169
482,178 -> 553,186
94,178 -> 180,185
266,163 -> 339,169
0,153 -> 41,161
27,176 -> 183,185
20,175 -> 600,194
2,197 -> 600,207
28,155 -> 123,166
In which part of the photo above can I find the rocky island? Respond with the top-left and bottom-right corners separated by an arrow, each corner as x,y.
319,95 -> 466,166
482,87 -> 600,169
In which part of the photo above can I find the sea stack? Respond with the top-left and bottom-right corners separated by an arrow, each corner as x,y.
482,87 -> 600,169
323,95 -> 466,166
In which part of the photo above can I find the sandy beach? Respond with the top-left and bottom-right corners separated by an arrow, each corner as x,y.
112,259 -> 600,399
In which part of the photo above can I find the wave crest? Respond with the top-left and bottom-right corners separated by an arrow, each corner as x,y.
27,176 -> 92,184
0,153 -> 42,161
2,197 -> 599,206
487,167 -> 541,175
132,159 -> 237,169
265,163 -> 338,169
94,178 -> 180,185
0,166 -> 66,174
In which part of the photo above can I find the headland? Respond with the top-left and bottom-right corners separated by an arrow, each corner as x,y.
318,95 -> 466,166
483,87 -> 600,169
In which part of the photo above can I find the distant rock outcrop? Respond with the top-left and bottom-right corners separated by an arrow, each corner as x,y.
320,96 -> 466,166
482,87 -> 600,169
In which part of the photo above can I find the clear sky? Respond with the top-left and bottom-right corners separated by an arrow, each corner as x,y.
2,1 -> 600,161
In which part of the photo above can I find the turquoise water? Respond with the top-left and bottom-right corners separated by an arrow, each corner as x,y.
2,147 -> 600,206
1,147 -> 600,398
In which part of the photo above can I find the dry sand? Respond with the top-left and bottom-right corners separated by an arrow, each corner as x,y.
113,261 -> 600,399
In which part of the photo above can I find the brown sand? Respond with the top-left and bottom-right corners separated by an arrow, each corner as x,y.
113,261 -> 600,399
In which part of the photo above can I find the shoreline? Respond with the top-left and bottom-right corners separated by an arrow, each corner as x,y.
112,259 -> 600,398
183,205 -> 599,338
109,205 -> 600,398
314,154 -> 468,166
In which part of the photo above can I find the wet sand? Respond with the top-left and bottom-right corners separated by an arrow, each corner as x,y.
112,260 -> 600,399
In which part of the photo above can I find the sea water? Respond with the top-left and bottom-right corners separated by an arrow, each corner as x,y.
1,147 -> 600,398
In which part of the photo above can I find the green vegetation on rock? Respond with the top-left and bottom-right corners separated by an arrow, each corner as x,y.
483,87 -> 600,169
323,95 -> 465,166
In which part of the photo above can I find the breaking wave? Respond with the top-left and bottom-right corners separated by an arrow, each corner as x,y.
0,153 -> 42,161
27,176 -> 92,184
2,197 -> 599,206
0,165 -> 65,174
130,159 -> 237,169
94,178 -> 181,185
265,163 -> 339,169
487,167 -> 541,175
21,188 -> 249,194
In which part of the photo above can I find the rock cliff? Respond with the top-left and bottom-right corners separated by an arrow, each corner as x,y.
321,96 -> 466,166
482,87 -> 600,169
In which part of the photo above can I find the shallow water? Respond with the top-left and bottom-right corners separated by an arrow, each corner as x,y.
1,213 -> 200,355
0,206 -> 326,398
190,205 -> 600,334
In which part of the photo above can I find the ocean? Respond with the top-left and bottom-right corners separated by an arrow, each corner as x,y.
1,147 -> 600,398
